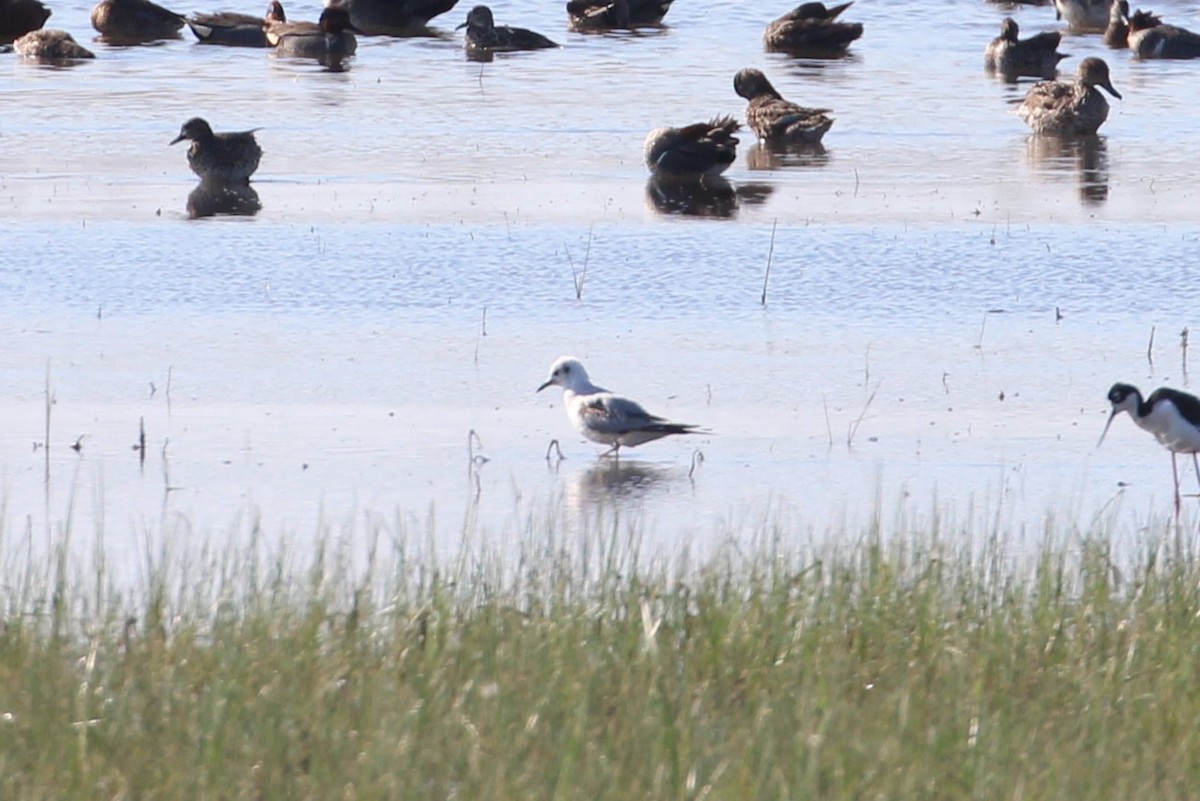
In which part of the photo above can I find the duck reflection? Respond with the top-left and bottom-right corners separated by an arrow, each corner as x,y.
646,174 -> 737,217
745,141 -> 830,171
1025,134 -> 1108,206
645,175 -> 775,218
186,180 -> 262,219
780,52 -> 862,80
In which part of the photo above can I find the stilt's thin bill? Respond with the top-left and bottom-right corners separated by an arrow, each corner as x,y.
1097,409 -> 1118,448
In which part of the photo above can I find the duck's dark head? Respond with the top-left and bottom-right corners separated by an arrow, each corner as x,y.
999,17 -> 1019,41
1078,57 -> 1121,99
733,67 -> 778,101
456,5 -> 493,30
319,4 -> 361,34
170,117 -> 214,145
265,0 -> 285,24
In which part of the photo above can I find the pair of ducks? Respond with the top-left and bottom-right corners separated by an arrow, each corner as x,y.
1104,0 -> 1200,58
2,0 -> 94,57
1056,0 -> 1200,56
463,0 -> 685,51
984,19 -> 1120,135
142,0 -> 361,59
644,68 -> 832,177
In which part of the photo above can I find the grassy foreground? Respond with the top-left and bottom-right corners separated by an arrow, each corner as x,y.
1,515 -> 1199,800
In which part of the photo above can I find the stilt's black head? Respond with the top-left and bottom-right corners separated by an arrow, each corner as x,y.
1107,383 -> 1140,406
1098,382 -> 1142,448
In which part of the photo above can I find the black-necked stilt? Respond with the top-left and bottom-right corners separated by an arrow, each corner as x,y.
1098,382 -> 1200,514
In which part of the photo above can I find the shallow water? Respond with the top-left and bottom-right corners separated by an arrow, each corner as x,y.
3,0 -> 1200,577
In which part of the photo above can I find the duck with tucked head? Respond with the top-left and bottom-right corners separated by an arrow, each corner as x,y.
644,116 -> 740,177
91,0 -> 186,42
0,0 -> 52,44
170,117 -> 263,184
456,5 -> 557,53
733,67 -> 833,145
14,28 -> 96,59
763,1 -> 863,56
267,3 -> 360,59
985,18 -> 1067,80
187,0 -> 285,46
1016,57 -> 1121,135
1127,7 -> 1200,59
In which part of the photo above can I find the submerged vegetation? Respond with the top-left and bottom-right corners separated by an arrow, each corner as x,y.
1,512 -> 1199,800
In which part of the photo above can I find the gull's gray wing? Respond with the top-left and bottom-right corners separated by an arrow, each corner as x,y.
580,394 -> 660,433
580,393 -> 694,435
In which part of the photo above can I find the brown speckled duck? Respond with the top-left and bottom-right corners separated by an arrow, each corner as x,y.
764,1 -> 863,56
0,0 -> 52,44
91,0 -> 186,41
733,67 -> 833,145
170,117 -> 262,184
985,18 -> 1067,80
14,28 -> 96,59
187,1 -> 285,46
1016,57 -> 1121,135
644,116 -> 740,177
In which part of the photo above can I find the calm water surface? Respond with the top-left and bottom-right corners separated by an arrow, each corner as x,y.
2,0 -> 1200,578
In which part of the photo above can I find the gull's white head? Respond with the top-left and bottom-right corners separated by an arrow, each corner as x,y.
537,356 -> 591,393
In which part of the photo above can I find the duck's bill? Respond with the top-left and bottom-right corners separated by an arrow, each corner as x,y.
1097,409 -> 1118,448
536,379 -> 553,392
1102,80 -> 1122,99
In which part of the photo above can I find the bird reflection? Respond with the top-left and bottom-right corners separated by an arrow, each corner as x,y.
745,141 -> 830,171
1025,134 -> 1109,206
320,54 -> 352,71
186,180 -> 262,218
780,52 -> 862,79
563,460 -> 676,510
645,175 -> 775,218
646,174 -> 737,217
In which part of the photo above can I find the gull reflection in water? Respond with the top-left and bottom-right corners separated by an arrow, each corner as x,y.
645,175 -> 775,218
561,460 -> 680,513
186,180 -> 262,219
1025,134 -> 1109,206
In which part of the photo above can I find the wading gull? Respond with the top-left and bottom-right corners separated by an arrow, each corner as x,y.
537,356 -> 701,457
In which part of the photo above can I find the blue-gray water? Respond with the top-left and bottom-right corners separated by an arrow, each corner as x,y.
3,0 -> 1199,577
